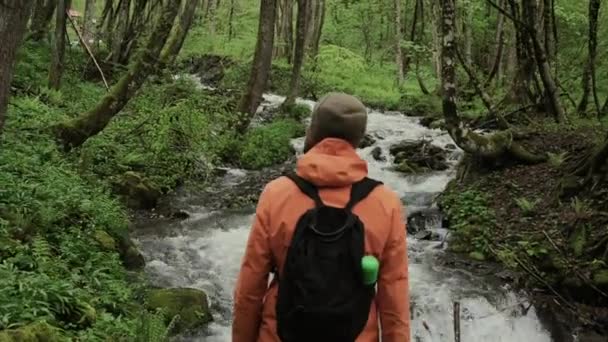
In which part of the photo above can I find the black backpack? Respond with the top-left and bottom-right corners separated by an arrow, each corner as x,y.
275,173 -> 383,342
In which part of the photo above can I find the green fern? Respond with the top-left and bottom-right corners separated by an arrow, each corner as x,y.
31,235 -> 52,264
134,310 -> 176,342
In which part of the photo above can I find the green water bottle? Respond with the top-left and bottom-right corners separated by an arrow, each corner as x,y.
361,255 -> 380,286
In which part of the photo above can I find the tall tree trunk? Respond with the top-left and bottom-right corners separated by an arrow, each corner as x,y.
29,0 -> 58,41
577,0 -> 601,116
160,0 -> 199,66
524,0 -> 566,123
0,0 -> 35,134
48,0 -> 71,90
228,0 -> 237,41
236,0 -> 277,132
542,0 -> 552,63
403,0 -> 422,75
485,0 -> 505,86
283,0 -> 310,107
55,2 -> 180,150
463,0 -> 473,66
111,0 -> 131,65
393,0 -> 404,84
431,0 -> 442,83
282,0 -> 294,62
83,0 -> 96,45
309,0 -> 325,58
206,0 -> 217,34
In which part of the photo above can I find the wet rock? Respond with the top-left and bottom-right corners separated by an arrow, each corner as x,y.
389,140 -> 449,174
93,230 -> 117,251
371,147 -> 385,162
147,288 -> 213,334
445,144 -> 457,150
115,171 -> 161,210
0,322 -> 62,341
429,119 -> 446,130
116,234 -> 145,270
359,134 -> 376,149
171,210 -> 190,220
414,230 -> 433,240
407,211 -> 427,234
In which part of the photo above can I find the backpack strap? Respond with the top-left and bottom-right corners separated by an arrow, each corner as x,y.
345,178 -> 383,211
285,173 -> 324,207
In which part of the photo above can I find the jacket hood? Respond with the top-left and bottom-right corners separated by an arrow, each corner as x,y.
296,138 -> 368,187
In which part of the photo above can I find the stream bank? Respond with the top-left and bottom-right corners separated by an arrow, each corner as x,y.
132,92 -> 562,341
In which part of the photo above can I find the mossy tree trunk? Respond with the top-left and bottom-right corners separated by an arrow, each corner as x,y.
111,0 -> 131,65
523,0 -> 566,123
440,0 -> 545,164
485,0 -> 505,87
55,2 -> 180,151
83,0 -> 96,45
236,0 -> 277,133
309,0 -> 325,58
0,0 -> 35,134
283,0 -> 310,107
159,0 -> 199,66
48,0 -> 71,90
577,0 -> 601,116
29,0 -> 58,41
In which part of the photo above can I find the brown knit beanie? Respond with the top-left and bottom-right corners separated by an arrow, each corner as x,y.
304,92 -> 368,152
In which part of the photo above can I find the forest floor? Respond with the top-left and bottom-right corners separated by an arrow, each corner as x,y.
439,122 -> 608,340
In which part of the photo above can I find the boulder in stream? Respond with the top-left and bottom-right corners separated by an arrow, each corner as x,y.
147,288 -> 213,334
389,140 -> 449,174
115,171 -> 162,210
371,146 -> 385,162
358,134 -> 376,149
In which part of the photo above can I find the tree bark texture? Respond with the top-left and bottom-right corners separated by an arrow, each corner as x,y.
393,0 -> 404,84
160,0 -> 199,66
577,0 -> 601,116
523,0 -> 566,123
111,0 -> 131,65
309,0 -> 325,58
48,0 -> 71,90
284,0 -> 310,107
236,0 -> 277,131
29,0 -> 58,41
485,0 -> 505,86
83,0 -> 96,44
0,0 -> 35,134
463,1 -> 473,66
55,2 -> 180,150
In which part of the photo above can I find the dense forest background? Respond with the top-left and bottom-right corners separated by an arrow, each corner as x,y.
1,0 -> 608,340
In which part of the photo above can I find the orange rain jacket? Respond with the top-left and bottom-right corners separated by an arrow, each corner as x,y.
232,138 -> 411,342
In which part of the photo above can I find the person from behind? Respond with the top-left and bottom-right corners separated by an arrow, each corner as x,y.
232,92 -> 410,342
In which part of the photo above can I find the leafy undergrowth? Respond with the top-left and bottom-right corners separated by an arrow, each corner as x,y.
439,125 -> 608,331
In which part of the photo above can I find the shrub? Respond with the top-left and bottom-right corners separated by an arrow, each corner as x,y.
240,119 -> 305,169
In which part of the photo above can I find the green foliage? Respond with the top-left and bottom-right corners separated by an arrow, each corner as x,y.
514,197 -> 538,216
516,240 -> 548,258
440,189 -> 495,256
240,119 -> 305,170
548,152 -> 568,168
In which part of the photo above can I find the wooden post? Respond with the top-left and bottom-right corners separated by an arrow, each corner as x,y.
454,301 -> 461,342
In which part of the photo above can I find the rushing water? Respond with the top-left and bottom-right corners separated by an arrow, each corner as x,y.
133,93 -> 554,341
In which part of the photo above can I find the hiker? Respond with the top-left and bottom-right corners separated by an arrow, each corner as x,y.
232,93 -> 410,342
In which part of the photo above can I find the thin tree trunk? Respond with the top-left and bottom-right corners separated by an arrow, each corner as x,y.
542,0 -> 552,63
283,0 -> 310,107
236,0 -> 277,131
577,0 -> 601,116
83,0 -> 96,45
160,0 -> 199,66
228,0 -> 237,41
309,0 -> 325,58
524,0 -> 566,123
431,0 -> 442,83
403,0 -> 423,74
485,0 -> 505,86
55,2 -> 180,150
111,0 -> 131,65
282,0 -> 294,62
48,0 -> 71,90
207,0 -> 217,34
0,0 -> 35,134
393,0 -> 404,84
29,0 -> 58,41
601,97 -> 608,117
464,2 -> 473,66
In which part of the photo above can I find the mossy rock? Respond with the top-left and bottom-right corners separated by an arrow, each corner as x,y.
469,251 -> 486,261
0,322 -> 62,342
115,171 -> 161,209
93,230 -> 117,251
146,288 -> 212,334
592,269 -> 608,287
115,233 -> 145,270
